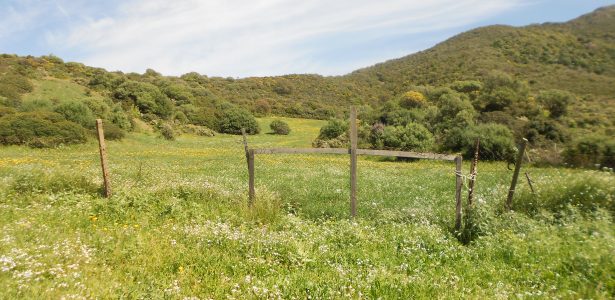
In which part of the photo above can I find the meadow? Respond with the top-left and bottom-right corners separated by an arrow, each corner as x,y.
0,117 -> 613,299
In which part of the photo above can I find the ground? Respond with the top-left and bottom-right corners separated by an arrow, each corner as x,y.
0,117 -> 613,299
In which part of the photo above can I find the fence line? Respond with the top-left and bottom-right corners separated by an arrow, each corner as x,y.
242,106 -> 464,227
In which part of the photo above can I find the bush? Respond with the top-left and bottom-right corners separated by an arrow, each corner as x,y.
399,91 -> 427,109
317,119 -> 348,140
159,123 -> 176,140
444,123 -> 516,161
102,122 -> 126,140
53,101 -> 96,129
0,112 -> 87,147
537,89 -> 574,118
216,106 -> 260,135
379,122 -> 434,151
270,120 -> 291,135
114,81 -> 173,118
180,124 -> 216,137
563,134 -> 615,168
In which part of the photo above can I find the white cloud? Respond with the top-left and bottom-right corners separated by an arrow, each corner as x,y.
42,0 -> 528,76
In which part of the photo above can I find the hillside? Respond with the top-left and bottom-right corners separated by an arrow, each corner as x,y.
348,5 -> 615,96
0,6 -> 614,166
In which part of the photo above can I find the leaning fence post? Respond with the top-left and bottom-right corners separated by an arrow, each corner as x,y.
454,155 -> 463,230
248,149 -> 255,205
467,138 -> 480,206
95,119 -> 111,198
525,172 -> 535,194
241,128 -> 249,160
506,138 -> 528,210
349,106 -> 358,218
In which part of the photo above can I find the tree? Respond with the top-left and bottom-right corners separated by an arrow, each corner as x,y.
537,89 -> 574,118
380,122 -> 434,152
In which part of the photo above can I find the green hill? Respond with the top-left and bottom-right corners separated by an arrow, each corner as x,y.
0,6 -> 614,165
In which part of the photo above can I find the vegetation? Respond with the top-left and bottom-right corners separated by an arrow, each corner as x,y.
269,119 -> 291,135
0,118 -> 613,298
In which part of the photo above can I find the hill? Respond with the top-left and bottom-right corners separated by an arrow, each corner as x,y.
0,6 -> 614,165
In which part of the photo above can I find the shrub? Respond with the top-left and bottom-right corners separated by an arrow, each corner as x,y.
180,124 -> 216,137
53,101 -> 96,129
216,106 -> 260,135
537,89 -> 574,118
114,81 -> 173,118
270,120 -> 291,135
444,123 -> 516,161
399,91 -> 427,109
159,123 -> 176,140
102,122 -> 126,140
0,112 -> 87,147
563,134 -> 615,168
379,122 -> 434,151
317,119 -> 348,140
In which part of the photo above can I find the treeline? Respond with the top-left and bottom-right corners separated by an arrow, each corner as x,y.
314,72 -> 615,168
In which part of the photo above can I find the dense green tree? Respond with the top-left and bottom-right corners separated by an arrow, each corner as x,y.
537,89 -> 574,118
113,81 -> 173,118
216,106 -> 260,135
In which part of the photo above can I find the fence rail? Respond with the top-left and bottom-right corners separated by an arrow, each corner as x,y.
242,106 -> 464,227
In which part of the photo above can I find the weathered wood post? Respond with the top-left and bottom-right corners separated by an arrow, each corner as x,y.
467,138 -> 480,206
241,128 -> 255,205
525,172 -> 535,194
95,119 -> 111,198
349,106 -> 358,218
454,155 -> 463,230
506,138 -> 528,210
248,149 -> 255,205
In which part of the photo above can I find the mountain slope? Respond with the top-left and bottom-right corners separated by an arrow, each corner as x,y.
346,5 -> 615,98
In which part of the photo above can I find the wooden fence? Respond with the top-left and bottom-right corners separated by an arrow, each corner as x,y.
242,107 -> 465,228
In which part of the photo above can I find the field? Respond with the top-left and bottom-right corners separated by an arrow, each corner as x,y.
0,117 -> 614,299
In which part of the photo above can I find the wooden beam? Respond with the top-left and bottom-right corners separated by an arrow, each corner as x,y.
95,119 -> 112,198
356,149 -> 457,161
253,148 -> 349,155
349,107 -> 358,218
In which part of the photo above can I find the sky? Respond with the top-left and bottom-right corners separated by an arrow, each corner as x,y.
1,0 -> 614,77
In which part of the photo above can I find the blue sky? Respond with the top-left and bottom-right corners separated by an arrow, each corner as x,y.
1,0 -> 614,77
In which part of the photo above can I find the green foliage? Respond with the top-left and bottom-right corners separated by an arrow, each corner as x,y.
159,123 -> 176,140
216,106 -> 260,135
0,72 -> 33,106
0,112 -> 87,147
53,100 -> 95,129
537,89 -> 574,118
445,123 -> 516,160
180,124 -> 216,137
378,122 -> 434,151
563,134 -> 615,168
477,71 -> 529,113
515,177 -> 615,216
317,119 -> 348,140
114,81 -> 173,118
103,122 -> 126,141
398,91 -> 427,109
269,119 -> 291,135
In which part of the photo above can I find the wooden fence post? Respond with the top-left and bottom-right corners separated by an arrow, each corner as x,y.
248,149 -> 255,205
95,119 -> 111,198
525,172 -> 535,194
242,128 -> 255,205
506,138 -> 528,210
241,128 -> 249,160
454,155 -> 463,230
349,106 -> 358,218
467,138 -> 480,206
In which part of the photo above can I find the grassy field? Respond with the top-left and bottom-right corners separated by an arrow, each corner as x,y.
0,117 -> 614,299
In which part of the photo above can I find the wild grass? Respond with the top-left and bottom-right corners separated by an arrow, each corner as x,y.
0,117 -> 613,298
